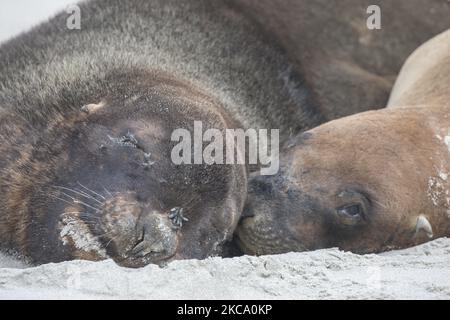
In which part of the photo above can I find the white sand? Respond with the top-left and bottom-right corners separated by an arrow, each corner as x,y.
1,238 -> 450,300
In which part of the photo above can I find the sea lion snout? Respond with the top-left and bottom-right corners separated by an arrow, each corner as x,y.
99,193 -> 179,268
236,173 -> 320,255
236,165 -> 380,256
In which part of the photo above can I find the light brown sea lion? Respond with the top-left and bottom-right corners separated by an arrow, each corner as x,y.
237,29 -> 450,255
1,0 -> 450,266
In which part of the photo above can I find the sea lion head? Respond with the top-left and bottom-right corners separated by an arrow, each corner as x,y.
3,71 -> 246,267
236,108 -> 450,255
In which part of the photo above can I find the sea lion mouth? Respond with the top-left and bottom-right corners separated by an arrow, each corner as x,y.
116,227 -> 179,268
56,185 -> 183,268
235,210 -> 293,256
235,217 -> 309,256
96,193 -> 181,268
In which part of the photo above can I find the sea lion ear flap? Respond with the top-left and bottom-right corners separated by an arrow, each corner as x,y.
80,101 -> 107,115
415,215 -> 434,239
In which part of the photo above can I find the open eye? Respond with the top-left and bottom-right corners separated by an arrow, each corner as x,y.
336,203 -> 365,226
339,204 -> 362,216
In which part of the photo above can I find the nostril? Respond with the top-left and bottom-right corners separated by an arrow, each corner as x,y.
129,227 -> 166,257
134,241 -> 165,258
240,205 -> 255,221
130,227 -> 146,254
126,211 -> 179,262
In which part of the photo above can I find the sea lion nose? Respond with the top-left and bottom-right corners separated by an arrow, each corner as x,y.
239,175 -> 274,223
128,211 -> 179,262
130,232 -> 165,257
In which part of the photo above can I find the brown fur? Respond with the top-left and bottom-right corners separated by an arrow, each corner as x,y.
0,71 -> 247,266
237,29 -> 450,255
232,0 -> 450,119
1,0 -> 450,265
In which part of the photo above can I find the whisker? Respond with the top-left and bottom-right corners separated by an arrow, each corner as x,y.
100,184 -> 113,197
57,211 -> 102,240
78,216 -> 101,224
78,212 -> 101,220
50,195 -> 78,208
55,192 -> 101,212
77,181 -> 106,200
74,188 -> 105,205
70,200 -> 100,212
62,211 -> 84,215
91,229 -> 115,240
372,198 -> 387,209
61,211 -> 95,217
105,235 -> 119,249
105,240 -> 114,249
53,186 -> 103,206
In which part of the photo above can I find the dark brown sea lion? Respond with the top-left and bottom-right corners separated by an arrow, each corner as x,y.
237,29 -> 450,255
1,0 -> 449,266
0,0 -> 315,267
232,0 -> 450,119
0,72 -> 249,267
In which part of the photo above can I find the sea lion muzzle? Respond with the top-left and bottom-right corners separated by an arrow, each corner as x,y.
96,192 -> 180,268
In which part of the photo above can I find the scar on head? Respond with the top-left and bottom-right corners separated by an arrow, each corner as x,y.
108,131 -> 141,149
107,131 -> 156,169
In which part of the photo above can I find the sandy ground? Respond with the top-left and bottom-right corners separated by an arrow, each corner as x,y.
1,238 -> 450,299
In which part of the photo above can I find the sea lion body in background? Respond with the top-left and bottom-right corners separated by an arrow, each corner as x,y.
0,0 -> 449,266
237,29 -> 450,255
234,0 -> 450,119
